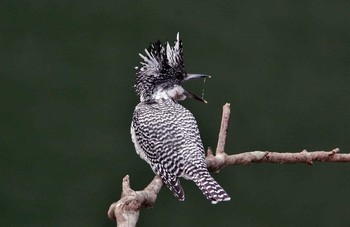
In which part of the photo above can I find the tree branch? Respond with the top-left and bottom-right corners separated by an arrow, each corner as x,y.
108,103 -> 350,226
107,175 -> 164,227
206,147 -> 350,172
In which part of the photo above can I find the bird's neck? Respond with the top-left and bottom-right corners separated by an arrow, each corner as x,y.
144,85 -> 186,102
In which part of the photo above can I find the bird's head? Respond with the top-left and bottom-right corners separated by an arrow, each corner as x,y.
134,33 -> 210,103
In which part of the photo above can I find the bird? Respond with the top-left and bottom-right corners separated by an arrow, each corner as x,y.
130,33 -> 231,204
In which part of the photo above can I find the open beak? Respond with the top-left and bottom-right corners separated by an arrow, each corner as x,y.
184,90 -> 208,103
183,74 -> 211,103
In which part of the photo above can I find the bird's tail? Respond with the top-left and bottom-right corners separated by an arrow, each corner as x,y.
161,175 -> 185,201
193,172 -> 231,204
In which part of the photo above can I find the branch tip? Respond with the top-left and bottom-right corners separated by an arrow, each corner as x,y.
207,147 -> 213,157
122,175 -> 132,194
332,148 -> 340,154
216,103 -> 231,155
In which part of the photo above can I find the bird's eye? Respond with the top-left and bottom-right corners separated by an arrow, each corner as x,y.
176,72 -> 184,81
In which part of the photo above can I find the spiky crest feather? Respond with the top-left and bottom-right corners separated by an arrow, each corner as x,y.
135,33 -> 185,101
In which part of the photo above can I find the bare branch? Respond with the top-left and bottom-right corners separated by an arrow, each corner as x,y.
108,175 -> 163,227
108,103 -> 350,226
216,103 -> 231,155
206,148 -> 350,172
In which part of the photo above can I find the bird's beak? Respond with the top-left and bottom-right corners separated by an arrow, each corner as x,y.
183,74 -> 211,103
184,73 -> 211,81
184,91 -> 208,103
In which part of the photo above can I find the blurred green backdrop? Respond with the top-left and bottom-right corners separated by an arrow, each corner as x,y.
1,1 -> 350,226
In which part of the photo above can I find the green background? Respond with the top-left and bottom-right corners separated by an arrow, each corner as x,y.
2,1 -> 350,226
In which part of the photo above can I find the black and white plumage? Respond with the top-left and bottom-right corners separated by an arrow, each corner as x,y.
131,33 -> 231,204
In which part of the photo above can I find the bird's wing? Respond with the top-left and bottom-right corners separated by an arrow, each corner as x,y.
132,102 -> 202,200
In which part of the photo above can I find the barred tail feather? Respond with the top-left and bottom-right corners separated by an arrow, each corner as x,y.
160,175 -> 185,201
194,172 -> 231,204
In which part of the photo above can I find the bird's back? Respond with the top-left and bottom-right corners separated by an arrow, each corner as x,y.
131,99 -> 207,178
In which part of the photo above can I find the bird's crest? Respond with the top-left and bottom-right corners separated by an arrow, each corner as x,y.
135,33 -> 185,101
